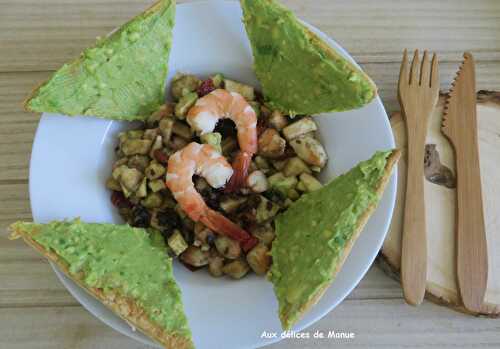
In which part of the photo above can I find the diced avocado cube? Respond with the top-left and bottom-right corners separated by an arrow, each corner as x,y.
117,166 -> 143,192
287,188 -> 300,200
106,177 -> 122,191
175,92 -> 198,119
172,121 -> 193,140
296,181 -> 307,192
224,79 -> 255,101
171,73 -> 201,100
128,154 -> 150,171
267,172 -> 285,186
141,192 -> 163,208
111,165 -> 128,180
121,139 -> 153,156
145,160 -> 165,180
135,176 -> 148,198
283,157 -> 312,177
120,184 -> 132,198
148,179 -> 165,193
256,196 -> 281,223
299,173 -> 323,192
255,156 -> 270,170
126,129 -> 144,139
211,73 -> 224,88
168,229 -> 188,256
200,132 -> 222,153
251,224 -> 275,245
149,229 -> 167,249
272,159 -> 288,170
159,117 -> 175,145
267,172 -> 298,196
310,165 -> 322,173
220,197 -> 247,213
147,103 -> 174,126
284,198 -> 294,207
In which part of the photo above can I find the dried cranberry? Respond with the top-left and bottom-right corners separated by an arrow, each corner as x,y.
197,78 -> 216,97
153,149 -> 169,164
110,191 -> 132,209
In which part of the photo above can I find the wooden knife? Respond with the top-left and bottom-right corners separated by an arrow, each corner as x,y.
441,52 -> 488,313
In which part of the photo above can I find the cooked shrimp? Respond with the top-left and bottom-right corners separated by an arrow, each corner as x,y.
187,89 -> 257,192
166,142 -> 258,251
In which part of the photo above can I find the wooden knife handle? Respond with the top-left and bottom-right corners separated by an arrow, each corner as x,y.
455,131 -> 488,313
401,137 -> 427,306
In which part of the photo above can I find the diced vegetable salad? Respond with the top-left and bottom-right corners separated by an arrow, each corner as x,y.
107,73 -> 328,279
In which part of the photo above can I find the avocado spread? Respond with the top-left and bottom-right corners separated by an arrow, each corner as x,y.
25,0 -> 175,121
10,220 -> 192,342
240,0 -> 377,115
269,151 -> 393,329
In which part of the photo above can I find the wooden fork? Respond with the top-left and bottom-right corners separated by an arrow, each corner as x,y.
398,49 -> 440,306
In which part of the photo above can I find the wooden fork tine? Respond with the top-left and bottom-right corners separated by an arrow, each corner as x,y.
420,51 -> 430,86
399,49 -> 409,90
410,49 -> 420,85
430,53 -> 440,89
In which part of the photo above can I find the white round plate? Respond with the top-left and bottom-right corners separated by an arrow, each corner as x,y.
29,1 -> 396,348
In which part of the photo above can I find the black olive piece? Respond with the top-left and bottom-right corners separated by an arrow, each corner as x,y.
206,234 -> 216,245
161,228 -> 174,240
181,229 -> 195,245
157,208 -> 182,230
263,189 -> 286,204
131,205 -> 150,228
254,89 -> 264,103
201,189 -> 220,210
214,119 -> 237,139
242,194 -> 262,210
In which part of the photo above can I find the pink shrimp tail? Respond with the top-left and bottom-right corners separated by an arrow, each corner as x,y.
225,151 -> 253,193
201,208 -> 258,252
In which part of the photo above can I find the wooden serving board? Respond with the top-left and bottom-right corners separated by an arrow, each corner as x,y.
380,91 -> 500,316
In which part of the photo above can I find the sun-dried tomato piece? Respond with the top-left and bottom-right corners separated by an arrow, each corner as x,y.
110,191 -> 132,209
197,79 -> 216,97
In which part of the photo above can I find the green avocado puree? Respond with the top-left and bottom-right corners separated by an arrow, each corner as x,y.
240,0 -> 376,115
11,220 -> 192,342
269,151 -> 393,329
26,0 -> 175,121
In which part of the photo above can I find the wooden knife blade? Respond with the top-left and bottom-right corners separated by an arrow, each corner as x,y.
442,52 -> 488,313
